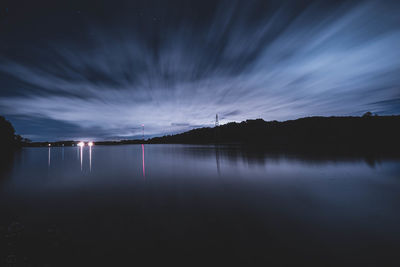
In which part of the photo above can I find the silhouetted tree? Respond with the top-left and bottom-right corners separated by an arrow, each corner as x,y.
362,111 -> 373,117
0,116 -> 15,146
0,116 -> 19,151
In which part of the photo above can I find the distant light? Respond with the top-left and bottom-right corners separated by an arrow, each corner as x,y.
77,142 -> 85,147
88,141 -> 94,147
48,144 -> 51,147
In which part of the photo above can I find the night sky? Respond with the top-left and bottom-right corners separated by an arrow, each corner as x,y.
0,0 -> 399,141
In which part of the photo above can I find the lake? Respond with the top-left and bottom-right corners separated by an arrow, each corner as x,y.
1,145 -> 400,266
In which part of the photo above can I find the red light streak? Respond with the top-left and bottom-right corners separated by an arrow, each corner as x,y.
142,144 -> 145,178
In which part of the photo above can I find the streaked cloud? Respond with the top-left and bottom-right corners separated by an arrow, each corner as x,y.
0,0 -> 399,140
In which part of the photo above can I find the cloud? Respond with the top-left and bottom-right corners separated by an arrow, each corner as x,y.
0,0 -> 399,140
171,123 -> 190,127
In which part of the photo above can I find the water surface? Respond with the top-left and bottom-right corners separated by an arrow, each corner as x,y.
1,145 -> 399,266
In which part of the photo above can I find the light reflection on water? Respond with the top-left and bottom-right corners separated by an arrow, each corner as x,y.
29,144 -> 400,178
48,145 -> 95,172
48,147 -> 50,167
89,146 -> 92,172
142,144 -> 145,178
0,145 -> 400,265
42,144 -> 148,176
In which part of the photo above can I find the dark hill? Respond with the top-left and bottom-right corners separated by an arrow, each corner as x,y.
149,116 -> 400,153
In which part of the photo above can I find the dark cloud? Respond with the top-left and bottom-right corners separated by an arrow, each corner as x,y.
223,110 -> 242,117
171,123 -> 190,127
0,0 -> 399,141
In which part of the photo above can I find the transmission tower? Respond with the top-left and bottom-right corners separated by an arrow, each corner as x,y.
214,114 -> 219,144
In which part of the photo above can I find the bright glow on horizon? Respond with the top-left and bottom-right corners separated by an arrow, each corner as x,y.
88,141 -> 94,147
77,141 -> 85,147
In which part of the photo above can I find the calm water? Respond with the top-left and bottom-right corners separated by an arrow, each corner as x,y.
1,145 -> 400,266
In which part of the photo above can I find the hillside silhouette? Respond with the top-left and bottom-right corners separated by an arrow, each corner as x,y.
148,115 -> 400,153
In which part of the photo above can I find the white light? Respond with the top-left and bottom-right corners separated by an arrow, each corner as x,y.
48,144 -> 51,147
88,141 -> 94,147
77,142 -> 85,147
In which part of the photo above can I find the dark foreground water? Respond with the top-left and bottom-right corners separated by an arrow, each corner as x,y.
0,145 -> 400,266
